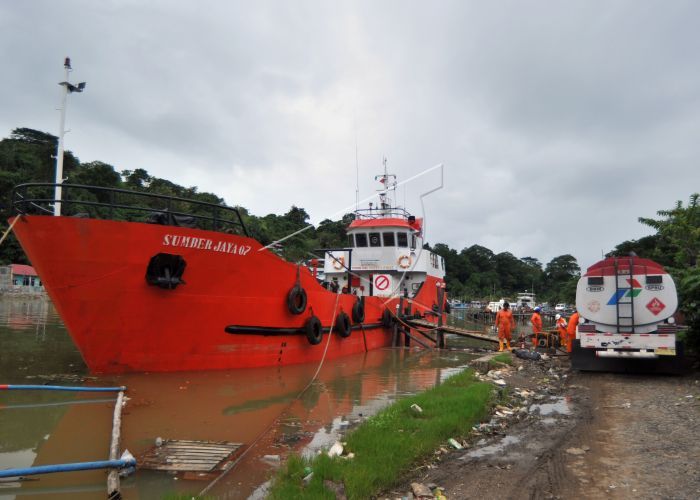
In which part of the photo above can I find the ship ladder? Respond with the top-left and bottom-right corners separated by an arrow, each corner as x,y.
613,256 -> 636,335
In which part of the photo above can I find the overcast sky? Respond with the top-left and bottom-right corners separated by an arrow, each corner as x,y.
2,0 -> 698,270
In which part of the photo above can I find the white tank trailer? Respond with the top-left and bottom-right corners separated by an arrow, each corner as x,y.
571,254 -> 685,373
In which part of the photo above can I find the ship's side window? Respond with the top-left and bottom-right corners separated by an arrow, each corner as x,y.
441,257 -> 445,270
369,232 -> 381,247
397,232 -> 408,247
347,234 -> 354,247
355,233 -> 368,247
411,234 -> 417,249
382,232 -> 395,247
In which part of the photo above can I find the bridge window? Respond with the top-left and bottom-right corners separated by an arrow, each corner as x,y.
355,233 -> 368,247
347,234 -> 354,247
369,232 -> 381,247
411,234 -> 417,249
397,232 -> 408,247
430,254 -> 438,268
382,232 -> 395,246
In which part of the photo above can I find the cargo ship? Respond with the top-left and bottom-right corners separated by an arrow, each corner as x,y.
9,167 -> 447,373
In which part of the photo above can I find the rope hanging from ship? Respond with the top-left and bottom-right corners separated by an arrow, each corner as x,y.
199,291 -> 343,497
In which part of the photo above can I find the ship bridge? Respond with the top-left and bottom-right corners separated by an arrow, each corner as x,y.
320,168 -> 445,298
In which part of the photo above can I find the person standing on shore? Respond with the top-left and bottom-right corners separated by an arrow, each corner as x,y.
555,313 -> 568,349
566,309 -> 580,353
530,306 -> 543,348
495,302 -> 516,351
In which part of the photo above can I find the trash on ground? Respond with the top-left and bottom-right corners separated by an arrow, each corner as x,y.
448,438 -> 463,449
327,441 -> 344,457
411,482 -> 435,499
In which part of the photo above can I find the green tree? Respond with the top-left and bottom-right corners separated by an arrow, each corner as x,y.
544,254 -> 580,304
637,194 -> 700,351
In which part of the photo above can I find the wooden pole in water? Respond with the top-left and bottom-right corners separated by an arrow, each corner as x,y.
107,390 -> 125,499
398,294 -> 408,347
437,284 -> 445,348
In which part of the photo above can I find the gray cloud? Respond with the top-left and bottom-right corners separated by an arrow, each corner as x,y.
1,0 -> 698,271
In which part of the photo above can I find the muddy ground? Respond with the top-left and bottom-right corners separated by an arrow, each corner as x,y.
388,353 -> 700,500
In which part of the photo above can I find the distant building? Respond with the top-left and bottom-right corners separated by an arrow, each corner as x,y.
0,264 -> 45,293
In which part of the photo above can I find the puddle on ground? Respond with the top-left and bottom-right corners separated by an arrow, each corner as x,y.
529,396 -> 571,416
465,435 -> 521,458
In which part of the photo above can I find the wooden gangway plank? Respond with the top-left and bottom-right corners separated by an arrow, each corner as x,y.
139,440 -> 244,472
407,319 -> 498,344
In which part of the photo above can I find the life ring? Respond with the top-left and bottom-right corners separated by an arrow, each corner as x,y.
332,256 -> 345,270
397,255 -> 412,269
352,300 -> 365,323
335,312 -> 351,338
305,315 -> 323,345
287,285 -> 307,315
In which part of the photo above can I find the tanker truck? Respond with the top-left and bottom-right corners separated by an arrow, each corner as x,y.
571,254 -> 684,373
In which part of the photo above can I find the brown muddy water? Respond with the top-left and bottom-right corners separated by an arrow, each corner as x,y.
0,297 -> 489,499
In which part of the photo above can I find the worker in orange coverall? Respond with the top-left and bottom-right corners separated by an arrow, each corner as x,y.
555,313 -> 568,349
495,302 -> 516,351
566,310 -> 580,353
530,306 -> 543,348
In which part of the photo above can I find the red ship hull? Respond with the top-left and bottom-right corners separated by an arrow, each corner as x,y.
10,215 -> 444,373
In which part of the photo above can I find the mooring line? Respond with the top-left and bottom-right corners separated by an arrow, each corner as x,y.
198,292 -> 342,497
0,216 -> 20,247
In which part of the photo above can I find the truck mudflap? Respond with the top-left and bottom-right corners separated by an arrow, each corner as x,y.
570,339 -> 686,375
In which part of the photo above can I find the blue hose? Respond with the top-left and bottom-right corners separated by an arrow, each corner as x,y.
0,457 -> 136,478
0,384 -> 125,392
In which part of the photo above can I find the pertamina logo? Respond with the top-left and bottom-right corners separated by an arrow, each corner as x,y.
646,297 -> 666,316
606,278 -> 642,305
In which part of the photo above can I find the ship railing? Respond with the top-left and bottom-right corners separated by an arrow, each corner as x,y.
12,183 -> 248,236
353,207 -> 413,220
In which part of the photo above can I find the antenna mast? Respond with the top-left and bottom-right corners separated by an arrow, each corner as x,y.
355,128 -> 359,212
374,157 -> 397,215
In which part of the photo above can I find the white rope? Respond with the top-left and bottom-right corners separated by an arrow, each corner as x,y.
0,216 -> 20,247
198,292 -> 342,497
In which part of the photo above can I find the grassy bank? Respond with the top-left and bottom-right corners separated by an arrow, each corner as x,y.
268,369 -> 493,499
492,352 -> 513,366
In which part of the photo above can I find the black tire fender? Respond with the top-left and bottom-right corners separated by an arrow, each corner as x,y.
305,315 -> 323,345
444,301 -> 451,314
336,312 -> 351,338
287,285 -> 307,315
352,300 -> 365,323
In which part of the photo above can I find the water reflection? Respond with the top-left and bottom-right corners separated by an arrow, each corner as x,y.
0,298 -> 481,499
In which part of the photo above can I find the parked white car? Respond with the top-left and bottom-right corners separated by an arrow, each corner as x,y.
554,303 -> 567,312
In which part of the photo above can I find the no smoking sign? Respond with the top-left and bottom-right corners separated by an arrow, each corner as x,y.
373,274 -> 393,294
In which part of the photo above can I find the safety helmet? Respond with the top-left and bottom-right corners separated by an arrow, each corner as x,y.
534,306 -> 541,312
555,313 -> 561,320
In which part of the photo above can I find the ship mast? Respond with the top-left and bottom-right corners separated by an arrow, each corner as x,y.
374,157 -> 396,216
54,57 -> 86,216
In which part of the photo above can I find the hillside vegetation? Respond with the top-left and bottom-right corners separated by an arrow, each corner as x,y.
1,127 -> 696,326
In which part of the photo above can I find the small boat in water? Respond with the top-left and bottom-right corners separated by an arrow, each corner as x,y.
9,166 -> 447,373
